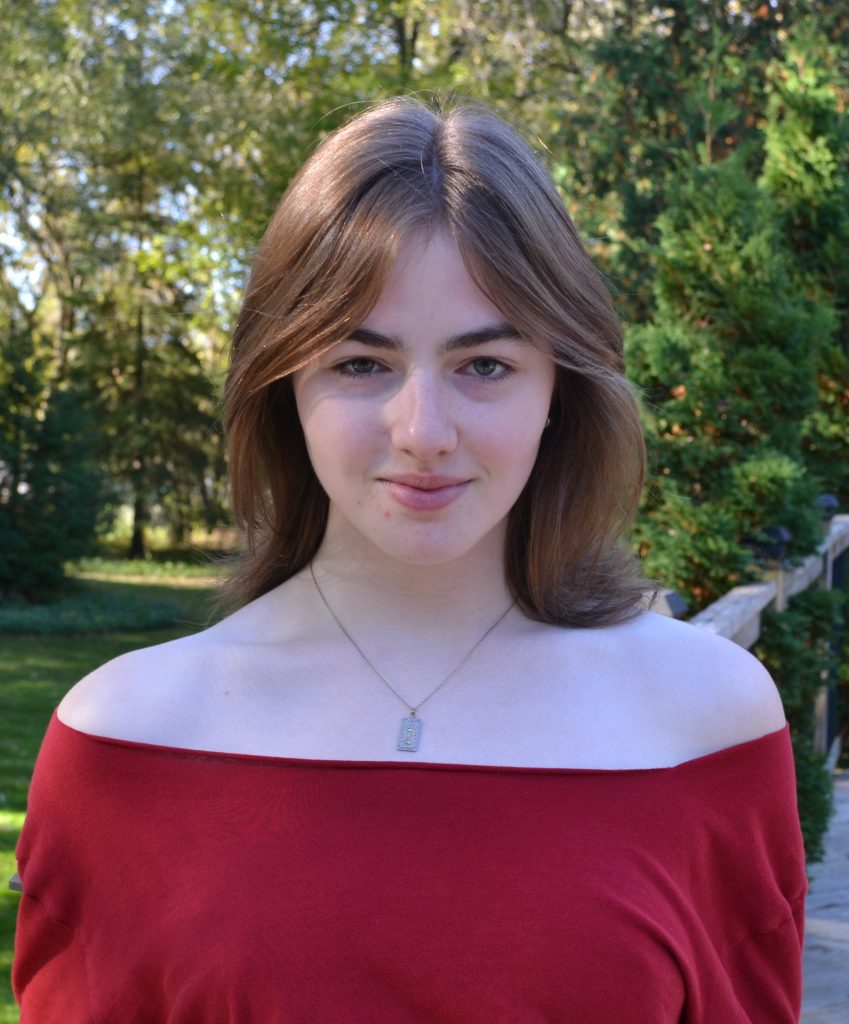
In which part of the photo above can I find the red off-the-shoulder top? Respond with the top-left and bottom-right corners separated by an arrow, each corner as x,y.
14,712 -> 807,1022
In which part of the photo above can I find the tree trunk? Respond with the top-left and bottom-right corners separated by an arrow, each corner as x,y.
393,15 -> 420,85
127,305 -> 147,559
129,487 -> 147,559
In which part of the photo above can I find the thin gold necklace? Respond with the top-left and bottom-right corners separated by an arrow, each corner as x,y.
309,562 -> 514,752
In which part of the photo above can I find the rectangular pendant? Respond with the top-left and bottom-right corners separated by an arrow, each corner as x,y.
398,717 -> 422,752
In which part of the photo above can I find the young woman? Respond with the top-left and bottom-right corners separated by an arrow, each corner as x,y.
14,98 -> 806,1022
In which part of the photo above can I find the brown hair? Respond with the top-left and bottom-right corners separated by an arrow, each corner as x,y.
220,97 -> 647,627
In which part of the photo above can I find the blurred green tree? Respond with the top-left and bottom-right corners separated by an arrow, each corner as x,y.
0,290 -> 105,598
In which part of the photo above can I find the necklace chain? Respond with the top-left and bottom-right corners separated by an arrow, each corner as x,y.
309,562 -> 514,719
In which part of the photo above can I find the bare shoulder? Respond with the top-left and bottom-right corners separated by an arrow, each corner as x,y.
56,628 -> 221,744
56,577 -> 312,745
611,610 -> 787,755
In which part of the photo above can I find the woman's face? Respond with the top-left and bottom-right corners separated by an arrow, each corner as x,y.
293,230 -> 555,568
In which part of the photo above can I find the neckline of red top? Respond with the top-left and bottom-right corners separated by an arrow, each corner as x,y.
49,709 -> 790,776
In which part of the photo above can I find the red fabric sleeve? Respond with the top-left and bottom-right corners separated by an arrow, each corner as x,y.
13,892 -> 93,1023
721,892 -> 805,1024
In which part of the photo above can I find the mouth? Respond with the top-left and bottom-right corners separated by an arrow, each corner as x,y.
382,474 -> 469,490
379,475 -> 471,511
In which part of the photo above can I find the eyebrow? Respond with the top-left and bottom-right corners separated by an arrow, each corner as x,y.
345,322 -> 525,353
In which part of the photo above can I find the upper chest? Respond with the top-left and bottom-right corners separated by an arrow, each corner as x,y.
144,619 -> 713,768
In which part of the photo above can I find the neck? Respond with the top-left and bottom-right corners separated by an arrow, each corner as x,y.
308,520 -> 513,643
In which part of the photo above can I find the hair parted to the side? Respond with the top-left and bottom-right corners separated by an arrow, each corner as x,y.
220,96 -> 647,627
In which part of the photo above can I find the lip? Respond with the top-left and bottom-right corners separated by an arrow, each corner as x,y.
379,474 -> 471,511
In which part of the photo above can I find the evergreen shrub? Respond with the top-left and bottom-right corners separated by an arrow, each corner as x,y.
627,154 -> 829,608
0,323 -> 107,600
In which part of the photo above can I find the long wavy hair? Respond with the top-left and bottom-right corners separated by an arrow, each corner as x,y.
220,97 -> 647,626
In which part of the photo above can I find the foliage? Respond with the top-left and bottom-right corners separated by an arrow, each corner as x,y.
73,555 -> 225,579
755,587 -> 843,862
626,154 -> 828,605
632,480 -> 751,609
0,591 -> 183,635
0,0 -> 233,564
0,313 -> 105,599
759,27 -> 849,509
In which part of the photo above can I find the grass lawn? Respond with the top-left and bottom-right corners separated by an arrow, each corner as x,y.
0,571 -> 219,1023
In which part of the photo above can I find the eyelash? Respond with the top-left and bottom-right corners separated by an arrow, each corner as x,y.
330,357 -> 514,382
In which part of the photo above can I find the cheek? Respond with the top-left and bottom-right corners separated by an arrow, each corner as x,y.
300,405 -> 377,477
511,417 -> 551,483
476,403 -> 548,465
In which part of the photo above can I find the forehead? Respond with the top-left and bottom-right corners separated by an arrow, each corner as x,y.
362,230 -> 506,335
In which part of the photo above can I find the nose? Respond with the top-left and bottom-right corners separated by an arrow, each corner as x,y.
386,370 -> 458,460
